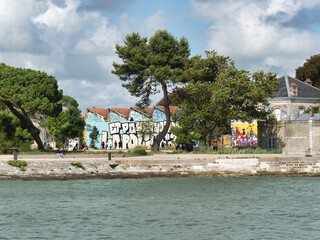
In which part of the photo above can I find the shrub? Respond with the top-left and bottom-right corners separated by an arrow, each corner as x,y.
8,160 -> 27,171
56,141 -> 64,149
19,142 -> 32,152
128,146 -> 147,156
71,162 -> 85,170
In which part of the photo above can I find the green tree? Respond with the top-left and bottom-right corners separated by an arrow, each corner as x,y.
173,51 -> 278,148
136,121 -> 154,145
45,95 -> 85,143
112,30 -> 190,151
0,110 -> 33,153
0,63 -> 62,149
156,87 -> 187,106
89,126 -> 99,148
296,54 -> 320,88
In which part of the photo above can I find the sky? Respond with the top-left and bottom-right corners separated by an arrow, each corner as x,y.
1,0 -> 320,112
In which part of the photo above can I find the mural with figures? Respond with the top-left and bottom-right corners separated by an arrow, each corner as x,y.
231,122 -> 258,147
86,121 -> 177,149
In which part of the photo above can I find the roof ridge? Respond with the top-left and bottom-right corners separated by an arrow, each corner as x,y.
289,76 -> 320,91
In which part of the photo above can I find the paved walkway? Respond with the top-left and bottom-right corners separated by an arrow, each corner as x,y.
0,152 -> 313,163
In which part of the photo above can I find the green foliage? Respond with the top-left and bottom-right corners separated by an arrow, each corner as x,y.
113,30 -> 190,107
19,142 -> 32,152
174,51 -> 278,148
304,105 -> 320,114
0,132 -> 12,154
127,146 -> 147,156
157,87 -> 188,106
296,54 -> 320,88
112,30 -> 190,151
170,125 -> 200,145
216,147 -> 281,154
0,63 -> 63,149
137,121 -> 154,145
8,160 -> 27,171
45,95 -> 85,143
0,110 -> 33,153
89,126 -> 99,148
71,162 -> 85,170
55,141 -> 64,149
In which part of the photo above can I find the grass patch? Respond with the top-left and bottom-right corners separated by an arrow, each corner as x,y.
123,146 -> 148,157
8,160 -> 27,171
71,162 -> 85,170
216,147 -> 281,154
168,147 -> 281,154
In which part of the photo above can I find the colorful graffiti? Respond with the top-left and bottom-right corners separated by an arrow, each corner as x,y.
86,112 -> 105,122
86,121 -> 177,149
231,122 -> 258,147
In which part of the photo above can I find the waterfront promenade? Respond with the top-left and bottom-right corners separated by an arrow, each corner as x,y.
1,152 -> 320,180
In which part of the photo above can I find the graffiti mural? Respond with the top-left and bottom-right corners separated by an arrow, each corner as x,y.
231,122 -> 258,147
86,121 -> 177,149
86,112 -> 105,122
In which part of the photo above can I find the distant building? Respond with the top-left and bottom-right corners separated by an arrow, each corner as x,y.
85,106 -> 179,149
258,76 -> 320,155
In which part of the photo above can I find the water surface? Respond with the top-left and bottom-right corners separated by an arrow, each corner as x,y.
1,177 -> 319,239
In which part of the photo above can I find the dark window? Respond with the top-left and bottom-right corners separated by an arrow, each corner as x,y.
268,133 -> 275,150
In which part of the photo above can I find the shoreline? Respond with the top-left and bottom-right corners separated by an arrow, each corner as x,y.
1,153 -> 320,180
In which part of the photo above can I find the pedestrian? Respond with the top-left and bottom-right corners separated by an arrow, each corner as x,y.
114,141 -> 117,149
101,141 -> 105,149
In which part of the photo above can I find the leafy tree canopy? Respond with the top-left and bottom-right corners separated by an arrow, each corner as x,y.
156,88 -> 188,106
172,51 -> 278,147
89,126 -> 99,148
0,110 -> 33,153
112,30 -> 190,151
296,54 -> 320,88
0,63 -> 63,149
46,95 -> 85,143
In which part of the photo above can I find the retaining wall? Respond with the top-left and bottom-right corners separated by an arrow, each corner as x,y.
1,154 -> 320,180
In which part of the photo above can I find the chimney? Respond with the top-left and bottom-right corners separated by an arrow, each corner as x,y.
306,78 -> 312,86
309,109 -> 314,118
290,82 -> 298,96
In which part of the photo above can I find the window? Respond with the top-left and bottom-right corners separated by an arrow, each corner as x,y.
298,107 -> 304,116
268,133 -> 275,150
274,108 -> 281,121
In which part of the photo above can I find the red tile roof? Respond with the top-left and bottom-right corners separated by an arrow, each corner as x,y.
132,106 -> 155,118
111,108 -> 131,119
155,106 -> 179,115
88,108 -> 110,119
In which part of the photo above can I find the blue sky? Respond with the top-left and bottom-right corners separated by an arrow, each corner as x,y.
0,0 -> 320,111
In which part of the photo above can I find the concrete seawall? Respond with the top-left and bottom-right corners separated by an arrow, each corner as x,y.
1,154 -> 320,180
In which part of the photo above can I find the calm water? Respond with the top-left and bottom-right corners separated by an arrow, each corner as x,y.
1,177 -> 320,240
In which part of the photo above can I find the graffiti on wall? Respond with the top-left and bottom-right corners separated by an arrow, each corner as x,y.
129,110 -> 149,121
86,121 -> 177,149
86,112 -> 104,122
231,122 -> 258,147
152,109 -> 166,121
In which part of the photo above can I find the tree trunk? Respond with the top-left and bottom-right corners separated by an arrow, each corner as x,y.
205,132 -> 211,149
4,102 -> 44,149
151,82 -> 171,151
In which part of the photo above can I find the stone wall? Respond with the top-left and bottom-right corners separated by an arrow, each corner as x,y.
258,120 -> 320,155
1,154 -> 320,180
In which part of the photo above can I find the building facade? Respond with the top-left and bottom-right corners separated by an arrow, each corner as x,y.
85,106 -> 179,149
258,76 -> 320,155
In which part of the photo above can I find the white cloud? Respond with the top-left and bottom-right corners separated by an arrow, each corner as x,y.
144,10 -> 167,33
191,0 -> 320,76
0,0 -> 46,51
32,0 -> 82,34
0,0 -> 140,109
